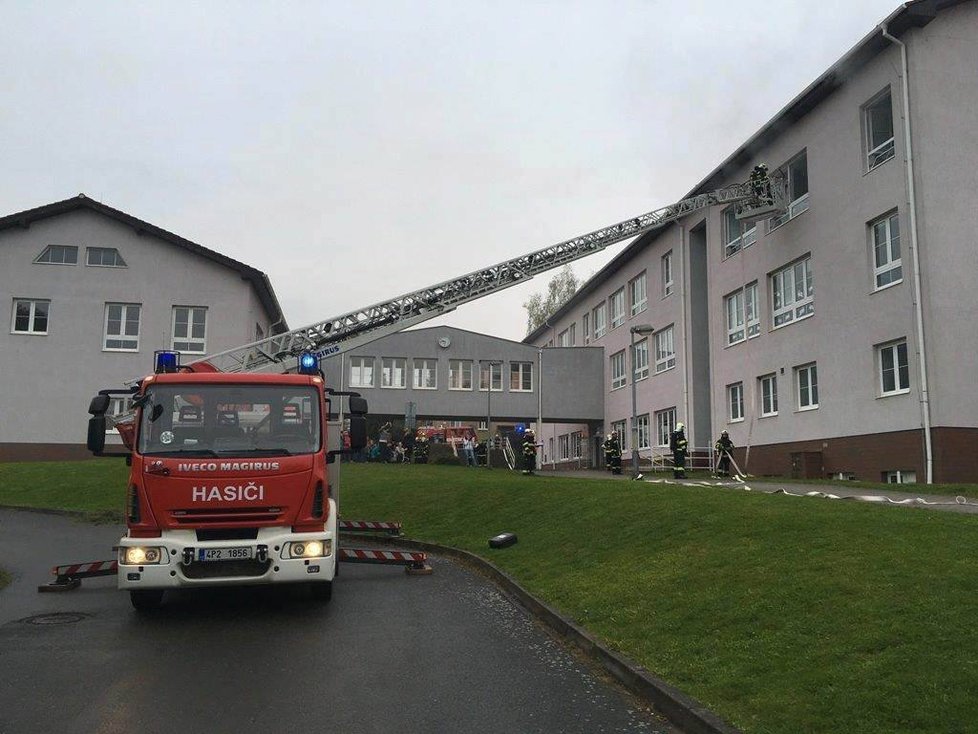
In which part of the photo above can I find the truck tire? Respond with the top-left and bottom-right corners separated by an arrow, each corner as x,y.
130,589 -> 164,612
308,580 -> 333,602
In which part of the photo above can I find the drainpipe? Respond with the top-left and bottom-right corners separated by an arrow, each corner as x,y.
882,19 -> 933,484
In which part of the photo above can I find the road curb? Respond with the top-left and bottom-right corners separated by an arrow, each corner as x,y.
343,532 -> 742,734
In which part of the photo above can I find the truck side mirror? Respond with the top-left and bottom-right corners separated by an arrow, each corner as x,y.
87,416 -> 106,454
89,394 -> 111,415
348,415 -> 367,450
348,396 -> 367,416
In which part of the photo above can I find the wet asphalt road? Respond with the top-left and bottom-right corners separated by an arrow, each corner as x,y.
0,509 -> 675,734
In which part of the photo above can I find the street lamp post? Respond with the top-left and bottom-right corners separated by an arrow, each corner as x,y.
629,324 -> 655,479
482,360 -> 502,468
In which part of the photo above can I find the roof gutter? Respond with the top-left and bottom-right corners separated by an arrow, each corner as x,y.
881,11 -> 934,484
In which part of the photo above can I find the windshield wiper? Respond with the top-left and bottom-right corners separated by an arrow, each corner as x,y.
249,448 -> 295,456
144,449 -> 221,457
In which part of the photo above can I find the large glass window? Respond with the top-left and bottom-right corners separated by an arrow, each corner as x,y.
510,362 -> 533,392
137,384 -> 320,457
727,382 -> 744,422
723,207 -> 757,257
634,413 -> 651,450
771,257 -> 814,328
104,303 -> 140,351
611,350 -> 626,390
760,373 -> 778,417
171,306 -> 207,354
413,359 -> 437,389
871,212 -> 902,290
349,356 -> 374,388
382,358 -> 406,388
633,338 -> 649,381
610,288 -> 625,329
770,151 -> 809,228
865,89 -> 895,170
725,282 -> 759,344
796,363 -> 819,411
593,303 -> 607,339
878,340 -> 910,396
654,325 -> 675,373
11,299 -> 49,334
479,362 -> 503,391
655,408 -> 676,447
630,272 -> 647,316
34,245 -> 78,265
582,313 -> 590,345
449,360 -> 473,390
86,247 -> 127,267
662,251 -> 674,297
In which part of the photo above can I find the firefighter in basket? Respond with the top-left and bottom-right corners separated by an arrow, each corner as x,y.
522,429 -> 537,475
670,422 -> 688,480
715,430 -> 735,478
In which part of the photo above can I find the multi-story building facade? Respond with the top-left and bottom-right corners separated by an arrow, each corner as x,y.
0,194 -> 287,460
527,0 -> 978,483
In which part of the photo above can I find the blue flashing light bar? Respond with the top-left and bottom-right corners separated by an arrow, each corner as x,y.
298,352 -> 319,375
154,350 -> 180,374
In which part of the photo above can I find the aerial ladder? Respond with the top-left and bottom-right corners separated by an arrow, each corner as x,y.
193,166 -> 786,374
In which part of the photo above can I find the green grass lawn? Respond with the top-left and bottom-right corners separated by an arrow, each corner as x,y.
2,460 -> 977,733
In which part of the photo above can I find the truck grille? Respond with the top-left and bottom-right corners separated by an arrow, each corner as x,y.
181,559 -> 271,579
170,507 -> 283,525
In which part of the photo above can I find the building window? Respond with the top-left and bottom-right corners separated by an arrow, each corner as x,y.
634,413 -> 651,450
654,325 -> 675,373
796,363 -> 819,411
350,356 -> 374,388
103,303 -> 140,351
86,247 -> 127,267
582,313 -> 590,345
413,358 -> 437,389
878,340 -> 910,396
725,282 -> 760,345
34,245 -> 78,265
171,306 -> 207,354
771,256 -> 814,328
479,362 -> 503,391
871,212 -> 902,290
510,362 -> 533,392
883,470 -> 916,484
382,357 -> 406,388
569,323 -> 576,346
662,251 -> 674,297
558,434 -> 569,461
630,272 -> 647,316
727,382 -> 744,422
865,89 -> 895,170
610,288 -> 625,329
558,329 -> 569,347
593,303 -> 607,339
759,374 -> 778,417
632,338 -> 649,381
611,350 -> 626,390
770,151 -> 809,229
571,431 -> 583,458
611,419 -> 627,451
11,299 -> 49,335
723,207 -> 757,257
655,408 -> 676,447
449,359 -> 473,390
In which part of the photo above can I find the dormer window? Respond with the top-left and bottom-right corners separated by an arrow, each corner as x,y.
34,245 -> 78,265
86,247 -> 127,267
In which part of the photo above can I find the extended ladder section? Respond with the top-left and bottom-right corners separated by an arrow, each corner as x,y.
196,168 -> 786,374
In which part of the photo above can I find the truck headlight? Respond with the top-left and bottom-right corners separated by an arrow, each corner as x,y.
121,546 -> 167,565
285,540 -> 331,559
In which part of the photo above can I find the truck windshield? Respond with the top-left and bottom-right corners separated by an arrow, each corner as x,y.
138,384 -> 321,457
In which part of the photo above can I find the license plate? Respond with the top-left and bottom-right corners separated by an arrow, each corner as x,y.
198,546 -> 254,562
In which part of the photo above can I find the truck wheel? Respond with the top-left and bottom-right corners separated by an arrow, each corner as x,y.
308,580 -> 333,602
130,589 -> 164,612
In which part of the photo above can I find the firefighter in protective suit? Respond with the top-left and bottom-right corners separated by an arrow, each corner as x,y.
604,433 -> 622,475
522,429 -> 537,475
715,430 -> 735,477
670,422 -> 688,480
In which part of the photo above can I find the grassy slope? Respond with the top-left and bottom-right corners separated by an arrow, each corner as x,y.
2,460 -> 977,733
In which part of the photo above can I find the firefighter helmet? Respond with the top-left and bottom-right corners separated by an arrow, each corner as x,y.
676,422 -> 684,431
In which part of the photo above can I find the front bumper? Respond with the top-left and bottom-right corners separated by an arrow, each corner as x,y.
117,525 -> 336,590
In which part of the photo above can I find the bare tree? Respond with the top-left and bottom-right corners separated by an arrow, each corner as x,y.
523,265 -> 579,335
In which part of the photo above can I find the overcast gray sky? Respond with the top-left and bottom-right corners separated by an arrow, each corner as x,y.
2,0 -> 901,343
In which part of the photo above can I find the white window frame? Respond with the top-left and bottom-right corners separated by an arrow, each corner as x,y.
34,245 -> 78,265
878,340 -> 910,397
630,272 -> 647,316
864,89 -> 895,171
795,363 -> 819,411
883,470 -> 916,484
558,329 -> 570,347
558,434 -> 570,461
769,151 -> 810,229
871,212 -> 902,291
103,303 -> 141,352
479,362 -> 503,392
771,256 -> 814,329
725,282 -> 759,345
723,207 -> 757,257
510,362 -> 533,392
610,288 -> 625,329
632,338 -> 649,381
727,382 -> 745,423
449,359 -> 474,390
349,356 -> 375,388
662,251 -> 674,297
86,247 -> 127,267
759,373 -> 778,417
593,303 -> 607,339
382,357 -> 407,389
654,325 -> 675,373
569,323 -> 576,346
611,420 -> 627,452
610,350 -> 626,390
171,306 -> 207,354
11,298 -> 50,335
571,431 -> 583,458
655,408 -> 676,447
413,358 -> 437,390
582,313 -> 590,345
634,413 -> 651,450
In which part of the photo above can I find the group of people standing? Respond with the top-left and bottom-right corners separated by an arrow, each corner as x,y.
596,422 -> 735,480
